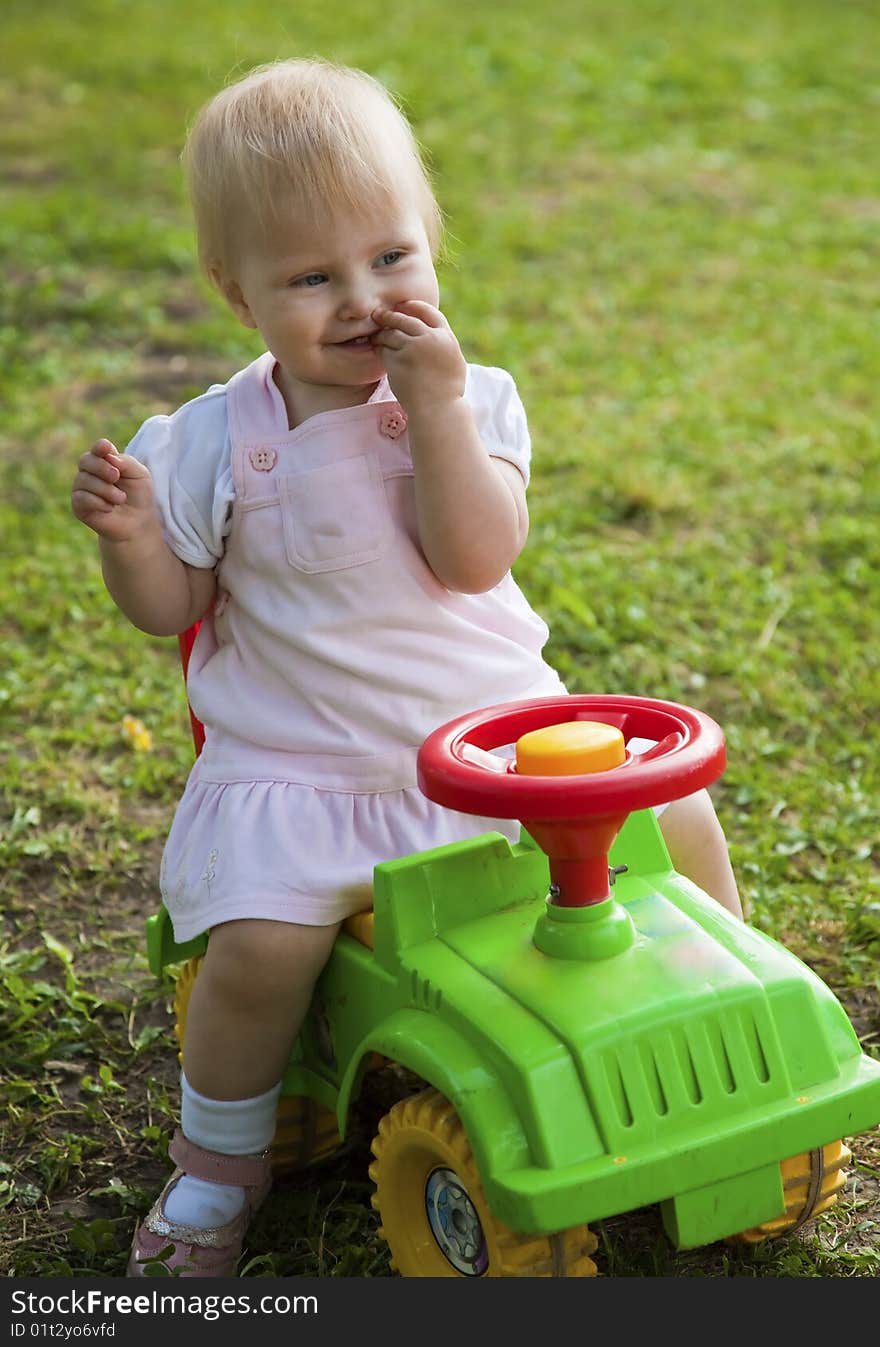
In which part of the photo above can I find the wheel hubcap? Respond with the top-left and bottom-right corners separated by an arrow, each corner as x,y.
424,1167 -> 488,1275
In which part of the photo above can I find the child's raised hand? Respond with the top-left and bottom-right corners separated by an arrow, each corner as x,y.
71,439 -> 157,543
370,301 -> 467,413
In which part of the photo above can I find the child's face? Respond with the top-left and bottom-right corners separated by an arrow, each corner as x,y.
219,200 -> 440,415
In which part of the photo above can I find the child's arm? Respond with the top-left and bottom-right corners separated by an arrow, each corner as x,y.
71,438 -> 216,635
372,301 -> 528,593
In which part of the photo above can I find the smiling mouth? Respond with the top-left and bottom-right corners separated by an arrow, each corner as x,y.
333,334 -> 377,350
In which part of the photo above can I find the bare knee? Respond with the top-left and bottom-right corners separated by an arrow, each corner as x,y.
182,919 -> 341,1096
196,918 -> 340,1017
659,790 -> 743,920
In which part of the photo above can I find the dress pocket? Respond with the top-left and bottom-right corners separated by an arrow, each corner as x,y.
277,454 -> 393,573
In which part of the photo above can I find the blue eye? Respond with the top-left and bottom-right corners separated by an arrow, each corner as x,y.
294,273 -> 327,287
378,250 -> 403,267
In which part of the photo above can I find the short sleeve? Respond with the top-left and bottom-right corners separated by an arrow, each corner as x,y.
125,389 -> 234,569
464,365 -> 532,487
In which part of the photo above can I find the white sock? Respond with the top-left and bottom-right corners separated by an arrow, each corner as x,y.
162,1075 -> 282,1229
163,1173 -> 248,1228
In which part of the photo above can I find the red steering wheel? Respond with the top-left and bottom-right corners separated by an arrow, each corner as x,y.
417,695 -> 726,820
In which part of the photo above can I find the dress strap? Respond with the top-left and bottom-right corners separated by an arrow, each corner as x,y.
225,351 -> 287,448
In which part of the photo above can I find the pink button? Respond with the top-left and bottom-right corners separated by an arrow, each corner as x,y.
249,447 -> 277,471
378,408 -> 408,439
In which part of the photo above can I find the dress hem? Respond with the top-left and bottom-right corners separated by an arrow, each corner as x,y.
166,891 -> 371,943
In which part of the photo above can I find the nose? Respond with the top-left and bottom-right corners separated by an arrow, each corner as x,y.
337,275 -> 379,323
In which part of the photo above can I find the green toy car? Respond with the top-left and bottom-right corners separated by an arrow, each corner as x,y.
146,686 -> 880,1277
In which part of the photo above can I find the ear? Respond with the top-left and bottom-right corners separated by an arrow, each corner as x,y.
208,265 -> 258,330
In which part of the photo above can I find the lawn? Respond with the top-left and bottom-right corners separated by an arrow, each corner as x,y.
1,0 -> 878,1278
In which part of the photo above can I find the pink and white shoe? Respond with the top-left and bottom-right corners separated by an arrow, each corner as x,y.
127,1130 -> 272,1278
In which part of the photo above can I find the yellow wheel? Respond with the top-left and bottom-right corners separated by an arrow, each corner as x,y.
172,955 -> 203,1058
369,1086 -> 598,1277
727,1140 -> 851,1244
171,954 -> 342,1172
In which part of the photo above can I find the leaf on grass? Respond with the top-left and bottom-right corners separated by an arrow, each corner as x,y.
89,1177 -> 146,1211
42,932 -> 73,970
132,1024 -> 166,1052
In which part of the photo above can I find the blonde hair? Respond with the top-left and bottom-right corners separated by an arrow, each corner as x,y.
182,58 -> 443,280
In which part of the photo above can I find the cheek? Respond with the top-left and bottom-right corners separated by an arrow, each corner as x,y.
392,265 -> 439,308
420,261 -> 440,305
276,303 -> 322,340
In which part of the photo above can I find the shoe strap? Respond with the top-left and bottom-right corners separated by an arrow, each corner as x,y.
169,1129 -> 272,1188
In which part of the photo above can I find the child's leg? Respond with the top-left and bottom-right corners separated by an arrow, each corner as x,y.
129,917 -> 339,1276
182,917 -> 340,1099
658,789 -> 744,920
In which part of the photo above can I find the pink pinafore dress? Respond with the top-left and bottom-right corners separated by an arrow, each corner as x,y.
156,353 -> 567,940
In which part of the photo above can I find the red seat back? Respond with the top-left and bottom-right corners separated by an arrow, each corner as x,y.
177,623 -> 206,756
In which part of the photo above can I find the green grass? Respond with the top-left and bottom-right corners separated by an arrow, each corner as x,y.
1,0 -> 878,1278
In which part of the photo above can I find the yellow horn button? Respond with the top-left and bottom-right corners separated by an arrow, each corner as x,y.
515,721 -> 626,776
